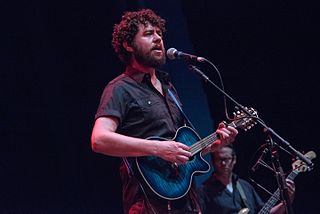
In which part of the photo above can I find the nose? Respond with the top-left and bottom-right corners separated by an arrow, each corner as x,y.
153,32 -> 162,43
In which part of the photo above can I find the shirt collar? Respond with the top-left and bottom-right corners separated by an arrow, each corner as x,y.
124,66 -> 170,84
124,66 -> 146,83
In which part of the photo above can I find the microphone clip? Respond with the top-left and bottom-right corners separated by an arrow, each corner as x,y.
188,65 -> 210,82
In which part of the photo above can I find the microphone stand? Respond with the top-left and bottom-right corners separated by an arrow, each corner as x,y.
188,64 -> 313,214
265,132 -> 294,214
188,65 -> 313,169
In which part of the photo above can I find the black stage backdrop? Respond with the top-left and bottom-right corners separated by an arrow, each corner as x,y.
1,0 -> 319,213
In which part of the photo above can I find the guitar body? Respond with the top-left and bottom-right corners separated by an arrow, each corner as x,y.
134,108 -> 259,200
135,126 -> 211,200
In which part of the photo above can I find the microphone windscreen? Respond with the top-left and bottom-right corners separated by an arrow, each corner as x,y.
166,48 -> 177,60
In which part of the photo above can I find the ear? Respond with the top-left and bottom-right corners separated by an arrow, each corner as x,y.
232,155 -> 237,165
123,41 -> 134,53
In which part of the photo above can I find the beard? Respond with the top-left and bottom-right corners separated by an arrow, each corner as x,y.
133,44 -> 166,68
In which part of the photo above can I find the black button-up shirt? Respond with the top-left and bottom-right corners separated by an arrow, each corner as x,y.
199,174 -> 264,214
95,66 -> 184,139
95,66 -> 200,213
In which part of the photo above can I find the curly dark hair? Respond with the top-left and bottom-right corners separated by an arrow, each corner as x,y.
112,9 -> 166,65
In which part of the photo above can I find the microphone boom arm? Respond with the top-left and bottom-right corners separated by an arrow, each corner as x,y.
188,65 -> 314,168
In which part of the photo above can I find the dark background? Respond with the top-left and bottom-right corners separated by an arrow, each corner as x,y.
1,0 -> 319,213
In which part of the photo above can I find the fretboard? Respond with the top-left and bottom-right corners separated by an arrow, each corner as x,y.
189,121 -> 238,156
258,170 -> 299,214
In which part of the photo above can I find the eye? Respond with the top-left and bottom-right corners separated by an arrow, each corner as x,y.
144,31 -> 152,36
156,31 -> 163,38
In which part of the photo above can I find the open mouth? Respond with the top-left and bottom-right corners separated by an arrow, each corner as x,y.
152,46 -> 163,52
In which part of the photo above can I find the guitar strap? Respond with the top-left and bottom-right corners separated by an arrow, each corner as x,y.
167,88 -> 197,131
236,181 -> 250,210
167,89 -> 202,213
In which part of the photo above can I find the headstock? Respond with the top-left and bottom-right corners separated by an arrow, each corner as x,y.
292,151 -> 316,173
232,107 -> 258,131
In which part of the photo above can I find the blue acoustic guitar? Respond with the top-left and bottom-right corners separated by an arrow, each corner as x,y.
135,108 -> 257,200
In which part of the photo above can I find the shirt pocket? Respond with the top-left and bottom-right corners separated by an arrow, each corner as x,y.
135,96 -> 168,121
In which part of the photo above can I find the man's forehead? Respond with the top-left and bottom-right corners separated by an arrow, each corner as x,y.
215,147 -> 233,156
138,22 -> 160,31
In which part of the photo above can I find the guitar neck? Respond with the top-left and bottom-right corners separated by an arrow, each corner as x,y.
190,121 -> 238,156
258,170 -> 299,214
190,132 -> 218,155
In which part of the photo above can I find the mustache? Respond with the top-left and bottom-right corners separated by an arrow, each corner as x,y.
151,45 -> 164,51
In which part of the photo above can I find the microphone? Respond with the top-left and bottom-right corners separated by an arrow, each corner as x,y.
166,48 -> 205,62
251,148 -> 268,172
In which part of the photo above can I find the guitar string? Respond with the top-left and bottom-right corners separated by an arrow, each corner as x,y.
188,115 -> 256,155
190,134 -> 218,155
189,121 -> 237,154
189,121 -> 238,155
259,170 -> 299,213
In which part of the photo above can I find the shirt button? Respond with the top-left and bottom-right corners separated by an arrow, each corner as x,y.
147,101 -> 151,105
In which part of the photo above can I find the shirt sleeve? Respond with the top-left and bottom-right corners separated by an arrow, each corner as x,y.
241,179 -> 265,212
94,82 -> 127,125
252,186 -> 265,211
197,186 -> 208,213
